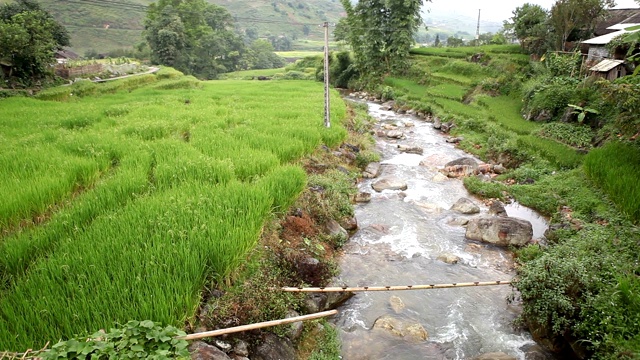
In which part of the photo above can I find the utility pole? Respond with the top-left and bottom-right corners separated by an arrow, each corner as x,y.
323,21 -> 330,128
476,9 -> 481,40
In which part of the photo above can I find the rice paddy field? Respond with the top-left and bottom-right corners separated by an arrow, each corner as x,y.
0,70 -> 347,350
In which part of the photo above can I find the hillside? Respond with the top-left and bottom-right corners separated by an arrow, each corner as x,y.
0,0 -> 345,55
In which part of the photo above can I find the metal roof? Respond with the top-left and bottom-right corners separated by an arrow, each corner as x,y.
590,59 -> 625,72
583,23 -> 640,45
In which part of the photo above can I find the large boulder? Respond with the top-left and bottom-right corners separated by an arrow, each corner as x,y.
451,198 -> 480,214
252,333 -> 295,360
397,145 -> 423,155
372,315 -> 428,342
386,130 -> 404,139
372,176 -> 408,192
466,216 -> 533,247
363,162 -> 382,179
190,341 -> 232,360
445,157 -> 479,169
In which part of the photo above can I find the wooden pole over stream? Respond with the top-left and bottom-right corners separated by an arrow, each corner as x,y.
177,310 -> 338,341
282,280 -> 511,293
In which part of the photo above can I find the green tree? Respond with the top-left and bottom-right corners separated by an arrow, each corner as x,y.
510,3 -> 549,54
246,39 -> 285,69
339,0 -> 427,85
0,0 -> 69,83
144,0 -> 245,79
446,36 -> 464,47
434,33 -> 441,47
549,0 -> 615,51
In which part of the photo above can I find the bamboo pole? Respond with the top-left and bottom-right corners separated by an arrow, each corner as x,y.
177,310 -> 338,341
282,281 -> 511,293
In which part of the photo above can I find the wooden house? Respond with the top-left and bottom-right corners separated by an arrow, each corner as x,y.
589,59 -> 627,80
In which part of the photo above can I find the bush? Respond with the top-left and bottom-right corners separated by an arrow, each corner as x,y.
538,122 -> 594,149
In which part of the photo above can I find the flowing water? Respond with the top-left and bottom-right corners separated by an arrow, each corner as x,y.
332,101 -> 552,360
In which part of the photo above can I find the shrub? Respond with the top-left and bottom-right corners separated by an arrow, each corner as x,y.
538,122 -> 594,149
43,321 -> 189,359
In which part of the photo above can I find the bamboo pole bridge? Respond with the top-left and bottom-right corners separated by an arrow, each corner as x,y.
177,310 -> 338,341
281,280 -> 512,293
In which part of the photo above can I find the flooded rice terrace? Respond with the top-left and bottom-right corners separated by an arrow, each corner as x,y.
332,100 -> 552,360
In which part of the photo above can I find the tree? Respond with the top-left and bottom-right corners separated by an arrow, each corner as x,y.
549,0 -> 615,51
510,3 -> 549,54
0,0 -> 69,83
246,39 -> 285,69
339,0 -> 427,85
144,0 -> 245,79
446,36 -> 464,47
434,33 -> 441,47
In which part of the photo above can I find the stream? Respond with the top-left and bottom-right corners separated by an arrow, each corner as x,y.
332,101 -> 552,360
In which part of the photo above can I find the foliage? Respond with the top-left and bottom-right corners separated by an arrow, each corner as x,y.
246,39 -> 286,70
516,224 -> 640,358
463,176 -> 508,200
568,103 -> 599,124
144,0 -> 245,79
549,0 -> 615,51
339,0 -> 427,86
598,77 -> 640,136
509,3 -> 549,55
43,321 -> 189,359
307,322 -> 342,360
543,51 -> 581,78
329,51 -> 358,88
538,122 -> 593,148
0,0 -> 69,83
584,141 -> 640,223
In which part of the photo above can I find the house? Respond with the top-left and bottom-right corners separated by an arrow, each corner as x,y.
54,49 -> 79,64
581,10 -> 640,80
593,8 -> 640,37
589,59 -> 627,80
582,23 -> 640,62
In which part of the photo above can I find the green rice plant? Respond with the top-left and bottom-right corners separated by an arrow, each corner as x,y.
152,76 -> 202,90
0,146 -> 153,283
517,135 -> 584,169
0,181 -> 272,350
440,60 -> 487,79
0,79 -> 349,350
255,166 -> 307,213
155,67 -> 185,80
430,72 -> 474,86
425,83 -> 467,101
482,96 -> 539,135
584,142 -> 640,223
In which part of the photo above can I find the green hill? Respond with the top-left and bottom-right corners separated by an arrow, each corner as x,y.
0,0 -> 345,55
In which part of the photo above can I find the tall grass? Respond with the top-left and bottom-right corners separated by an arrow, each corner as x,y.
0,75 -> 348,350
584,142 -> 640,223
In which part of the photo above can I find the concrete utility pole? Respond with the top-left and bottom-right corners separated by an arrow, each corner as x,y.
323,21 -> 330,128
476,9 -> 481,40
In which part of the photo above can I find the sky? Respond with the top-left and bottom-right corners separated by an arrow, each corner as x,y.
425,0 -> 639,23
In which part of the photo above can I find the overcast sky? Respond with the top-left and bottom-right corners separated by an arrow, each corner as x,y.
426,0 -> 639,23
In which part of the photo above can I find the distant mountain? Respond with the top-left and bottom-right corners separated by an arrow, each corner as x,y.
0,0 -> 345,55
422,9 -> 503,42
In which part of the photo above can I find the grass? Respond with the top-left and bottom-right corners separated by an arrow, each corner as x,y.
220,68 -> 286,80
0,72 -> 347,350
276,51 -> 324,58
584,142 -> 640,223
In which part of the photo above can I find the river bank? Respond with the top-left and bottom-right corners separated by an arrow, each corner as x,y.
332,98 -> 554,360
